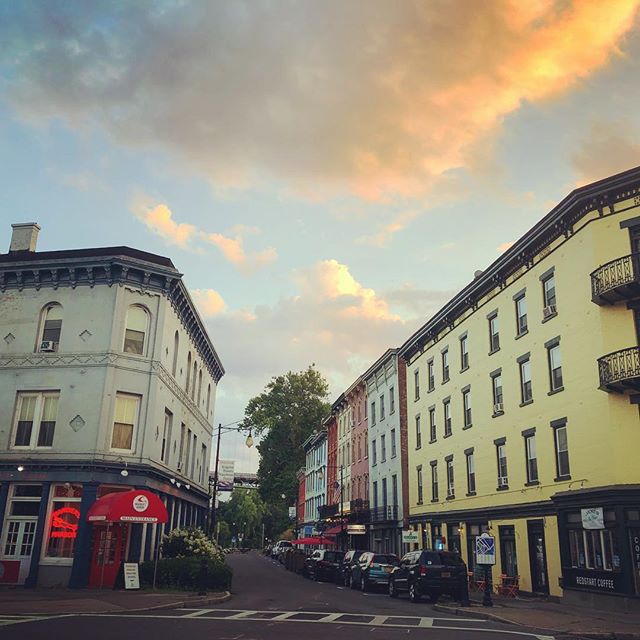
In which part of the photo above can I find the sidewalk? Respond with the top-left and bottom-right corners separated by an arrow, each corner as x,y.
435,594 -> 640,639
0,587 -> 231,615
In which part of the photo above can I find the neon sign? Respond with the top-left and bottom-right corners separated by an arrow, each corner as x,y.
51,506 -> 80,539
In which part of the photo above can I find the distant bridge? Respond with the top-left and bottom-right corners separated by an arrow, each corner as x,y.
234,472 -> 259,490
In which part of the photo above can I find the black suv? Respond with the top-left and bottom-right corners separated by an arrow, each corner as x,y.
388,550 -> 467,603
304,549 -> 345,582
340,549 -> 368,586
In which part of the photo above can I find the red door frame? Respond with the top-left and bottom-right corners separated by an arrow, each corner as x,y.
88,524 -> 128,588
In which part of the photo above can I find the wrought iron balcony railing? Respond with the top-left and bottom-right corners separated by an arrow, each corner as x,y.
598,346 -> 640,392
318,504 -> 339,519
591,253 -> 640,304
369,505 -> 399,523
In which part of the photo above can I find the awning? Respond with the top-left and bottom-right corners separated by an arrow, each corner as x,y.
323,525 -> 344,536
87,490 -> 169,524
291,536 -> 335,546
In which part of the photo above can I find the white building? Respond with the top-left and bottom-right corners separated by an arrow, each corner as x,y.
0,223 -> 224,587
302,430 -> 327,534
364,348 -> 408,555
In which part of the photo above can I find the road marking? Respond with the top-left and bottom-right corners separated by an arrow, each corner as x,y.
0,615 -> 66,627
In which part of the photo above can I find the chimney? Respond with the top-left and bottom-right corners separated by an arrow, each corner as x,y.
9,223 -> 40,253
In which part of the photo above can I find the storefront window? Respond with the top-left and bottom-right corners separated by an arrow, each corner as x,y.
44,484 -> 82,560
569,529 -> 620,572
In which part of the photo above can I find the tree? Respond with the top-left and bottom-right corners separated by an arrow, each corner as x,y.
218,488 -> 266,547
241,366 -> 330,538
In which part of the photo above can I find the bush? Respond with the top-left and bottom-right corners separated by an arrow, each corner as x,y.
140,556 -> 232,591
161,527 -> 224,562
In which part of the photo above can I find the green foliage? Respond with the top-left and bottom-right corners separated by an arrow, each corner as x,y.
161,527 -> 224,561
240,365 -> 330,540
139,557 -> 232,591
218,488 -> 266,547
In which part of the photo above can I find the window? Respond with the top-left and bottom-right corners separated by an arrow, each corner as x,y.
186,352 -> 192,392
414,369 -> 420,400
123,305 -> 148,355
3,486 -> 42,559
429,406 -> 436,442
44,484 -> 82,560
197,370 -> 203,405
191,361 -> 197,399
372,439 -> 377,465
206,384 -> 211,414
460,334 -> 469,370
525,433 -> 538,483
515,294 -> 528,335
373,481 -> 378,509
390,387 -> 395,414
542,273 -> 557,311
491,370 -> 503,413
430,462 -> 438,502
569,528 -> 619,572
111,393 -> 139,451
13,392 -> 59,448
390,429 -> 397,458
554,422 -> 570,478
442,348 -> 450,382
364,433 -> 368,458
489,313 -> 500,352
416,467 -> 423,504
380,394 -> 385,420
462,388 -> 472,427
547,341 -> 563,392
161,409 -> 173,464
382,477 -> 388,509
172,331 -> 179,376
39,303 -> 63,351
392,474 -> 398,508
466,450 -> 476,494
519,356 -> 533,403
381,434 -> 386,462
371,401 -> 376,425
415,414 -> 422,449
179,423 -> 186,469
443,398 -> 452,436
446,457 -> 455,498
496,441 -> 508,488
427,359 -> 435,391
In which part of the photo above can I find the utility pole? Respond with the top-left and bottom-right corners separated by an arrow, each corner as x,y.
209,422 -> 222,537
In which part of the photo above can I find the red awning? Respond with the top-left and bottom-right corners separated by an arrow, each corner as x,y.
291,536 -> 335,546
87,490 -> 168,524
323,525 -> 344,536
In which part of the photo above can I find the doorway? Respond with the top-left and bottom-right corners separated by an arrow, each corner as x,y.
630,528 -> 640,596
499,526 -> 518,577
527,520 -> 549,594
1,519 -> 37,584
89,524 -> 128,588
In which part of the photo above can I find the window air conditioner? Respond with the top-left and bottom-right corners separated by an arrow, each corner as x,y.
493,403 -> 503,414
543,305 -> 557,318
39,340 -> 56,352
177,461 -> 183,472
498,476 -> 508,488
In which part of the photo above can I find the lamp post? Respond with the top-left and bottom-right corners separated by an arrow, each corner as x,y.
318,464 -> 345,551
208,420 -> 254,538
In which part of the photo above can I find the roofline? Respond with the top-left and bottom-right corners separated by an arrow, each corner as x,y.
362,347 -> 399,382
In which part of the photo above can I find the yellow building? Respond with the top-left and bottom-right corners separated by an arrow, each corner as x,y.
399,166 -> 640,611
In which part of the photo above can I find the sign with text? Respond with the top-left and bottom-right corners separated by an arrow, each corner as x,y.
218,460 -> 235,492
402,530 -> 419,544
288,506 -> 296,519
581,507 -> 604,530
347,524 -> 366,535
123,563 -> 140,590
475,533 -> 496,565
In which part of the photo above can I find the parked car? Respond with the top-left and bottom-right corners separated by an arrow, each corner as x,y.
339,549 -> 369,586
304,549 -> 345,582
271,540 -> 293,560
388,550 -> 467,603
351,552 -> 399,591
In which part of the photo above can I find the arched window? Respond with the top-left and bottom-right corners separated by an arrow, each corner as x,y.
123,305 -> 149,355
186,352 -> 192,391
38,303 -> 63,352
197,370 -> 203,405
172,331 -> 179,376
206,384 -> 211,414
191,361 -> 197,399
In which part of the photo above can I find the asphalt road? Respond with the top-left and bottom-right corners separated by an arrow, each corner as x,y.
2,551 -> 556,640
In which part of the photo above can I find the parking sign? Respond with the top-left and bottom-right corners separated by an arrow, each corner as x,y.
475,533 -> 496,565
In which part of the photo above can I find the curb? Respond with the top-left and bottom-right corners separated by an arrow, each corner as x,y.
434,603 -> 518,627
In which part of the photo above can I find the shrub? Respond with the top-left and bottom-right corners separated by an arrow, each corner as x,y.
139,556 -> 232,591
161,527 -> 224,562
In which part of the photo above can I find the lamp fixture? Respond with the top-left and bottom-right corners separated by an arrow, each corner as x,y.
185,484 -> 191,490
170,478 -> 176,485
17,465 -> 24,472
121,469 -> 129,477
176,481 -> 182,488
245,430 -> 254,448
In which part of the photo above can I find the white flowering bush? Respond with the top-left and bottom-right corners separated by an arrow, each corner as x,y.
162,527 -> 225,562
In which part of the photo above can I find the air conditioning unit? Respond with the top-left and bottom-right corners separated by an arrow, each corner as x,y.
543,304 -> 557,318
39,341 -> 56,352
498,476 -> 508,488
493,403 -> 504,414
176,461 -> 183,472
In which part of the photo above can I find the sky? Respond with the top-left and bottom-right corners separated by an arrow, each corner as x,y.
2,1 -> 640,472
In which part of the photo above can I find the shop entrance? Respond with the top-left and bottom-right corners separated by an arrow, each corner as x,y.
499,525 -> 518,577
88,524 -> 128,588
527,520 -> 549,594
630,528 -> 640,595
1,520 -> 37,584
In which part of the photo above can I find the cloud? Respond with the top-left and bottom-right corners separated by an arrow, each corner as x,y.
3,1 -> 638,202
191,288 -> 226,317
357,210 -> 419,247
130,197 -> 277,272
570,121 -> 640,184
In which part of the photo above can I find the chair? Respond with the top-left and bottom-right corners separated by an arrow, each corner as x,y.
496,574 -> 519,598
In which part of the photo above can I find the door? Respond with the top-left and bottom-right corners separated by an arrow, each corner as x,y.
499,526 -> 518,577
630,528 -> 640,596
1,520 -> 37,584
89,524 -> 128,588
527,520 -> 549,594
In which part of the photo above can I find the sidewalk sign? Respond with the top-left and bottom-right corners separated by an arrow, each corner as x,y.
123,563 -> 140,590
402,530 -> 419,544
475,533 -> 496,565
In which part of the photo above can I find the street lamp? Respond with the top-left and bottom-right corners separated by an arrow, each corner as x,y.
318,464 -> 345,551
208,420 -> 255,538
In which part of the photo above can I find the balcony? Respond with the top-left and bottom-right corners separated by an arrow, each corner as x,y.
369,505 -> 399,523
598,347 -> 640,392
318,504 -> 339,519
591,254 -> 640,304
348,499 -> 370,524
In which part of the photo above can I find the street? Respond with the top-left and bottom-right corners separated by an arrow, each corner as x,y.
1,551 -> 557,640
